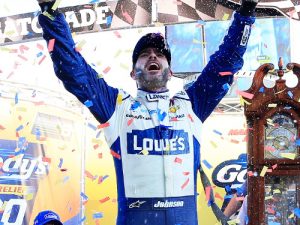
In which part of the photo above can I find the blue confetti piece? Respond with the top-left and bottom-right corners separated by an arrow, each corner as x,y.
80,216 -> 86,223
63,176 -> 70,183
106,15 -> 112,25
36,52 -> 43,57
294,208 -> 300,217
259,87 -> 264,92
288,90 -> 293,98
58,158 -> 63,168
224,194 -> 233,199
96,130 -> 101,138
202,159 -> 213,169
89,0 -> 99,3
130,101 -> 141,110
93,212 -> 103,219
222,83 -> 230,91
84,100 -> 93,108
15,93 -> 19,104
80,192 -> 88,200
225,185 -> 231,193
295,139 -> 300,146
213,129 -> 222,136
88,123 -> 97,131
245,215 -> 249,224
16,125 -> 24,132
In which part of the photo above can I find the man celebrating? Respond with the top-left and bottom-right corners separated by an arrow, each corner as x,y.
36,0 -> 257,224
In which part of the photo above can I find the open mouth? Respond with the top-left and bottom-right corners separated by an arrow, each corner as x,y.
147,62 -> 160,71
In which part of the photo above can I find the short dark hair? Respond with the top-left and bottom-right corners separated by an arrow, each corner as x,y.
132,33 -> 171,67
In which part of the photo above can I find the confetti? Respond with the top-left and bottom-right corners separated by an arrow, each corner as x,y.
294,208 -> 300,217
42,157 -> 51,163
174,157 -> 182,164
287,90 -> 293,98
181,178 -> 190,190
219,71 -> 232,76
48,39 -> 55,52
259,87 -> 264,92
140,149 -> 149,155
268,103 -> 277,107
205,186 -> 212,201
280,153 -> 296,160
0,125 -> 6,130
202,159 -> 213,169
99,196 -> 110,204
113,31 -> 121,38
222,13 -> 230,21
222,83 -> 230,91
213,129 -> 222,136
260,166 -> 268,177
110,150 -> 121,159
38,55 -> 46,65
93,212 -> 103,219
236,90 -> 254,99
80,192 -> 88,200
295,139 -> 300,146
127,118 -> 134,126
272,164 -> 278,170
58,158 -> 63,168
117,94 -> 123,105
97,122 -> 110,129
210,141 -> 217,148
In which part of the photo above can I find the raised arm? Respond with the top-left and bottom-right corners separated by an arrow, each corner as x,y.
37,0 -> 119,124
186,0 -> 258,122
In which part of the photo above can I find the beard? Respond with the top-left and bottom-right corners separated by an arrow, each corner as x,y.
135,68 -> 170,92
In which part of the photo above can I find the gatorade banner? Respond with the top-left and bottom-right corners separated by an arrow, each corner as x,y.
0,0 -> 152,45
1,0 -> 300,46
0,86 -> 84,225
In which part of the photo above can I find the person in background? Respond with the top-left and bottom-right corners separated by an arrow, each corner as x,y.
35,0 -> 258,224
224,180 -> 248,220
34,210 -> 63,225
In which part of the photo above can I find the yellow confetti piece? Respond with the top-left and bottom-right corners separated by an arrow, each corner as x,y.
280,153 -> 296,160
92,138 -> 103,144
260,166 -> 268,177
192,39 -> 202,44
76,40 -> 87,50
266,136 -> 275,139
114,49 -> 122,58
154,22 -> 164,27
43,11 -> 55,20
97,73 -> 104,79
268,103 -> 277,107
117,94 -> 123,105
222,13 -> 230,20
265,195 -> 273,200
288,213 -> 294,218
227,218 -> 240,225
16,107 -> 27,112
275,88 -> 286,95
5,30 -> 15,36
52,0 -> 62,10
273,189 -> 281,194
141,149 -> 149,155
0,201 -> 7,210
25,193 -> 34,200
210,141 -> 217,148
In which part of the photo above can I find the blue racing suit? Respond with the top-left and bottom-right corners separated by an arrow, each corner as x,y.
38,12 -> 255,225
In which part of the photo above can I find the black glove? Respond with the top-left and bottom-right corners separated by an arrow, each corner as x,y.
37,0 -> 58,16
238,0 -> 258,16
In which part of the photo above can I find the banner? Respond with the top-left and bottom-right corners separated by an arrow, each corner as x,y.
0,85 -> 84,225
2,0 -> 300,46
0,0 -> 152,45
157,0 -> 300,23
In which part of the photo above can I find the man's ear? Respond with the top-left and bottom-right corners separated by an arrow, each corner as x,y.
130,70 -> 136,80
168,69 -> 173,80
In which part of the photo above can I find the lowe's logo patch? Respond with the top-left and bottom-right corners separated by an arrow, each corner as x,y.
212,154 -> 247,188
127,127 -> 189,155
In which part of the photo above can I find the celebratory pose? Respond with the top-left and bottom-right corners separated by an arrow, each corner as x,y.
36,0 -> 257,224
